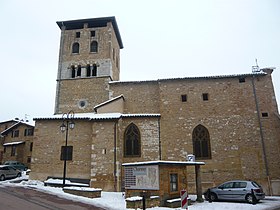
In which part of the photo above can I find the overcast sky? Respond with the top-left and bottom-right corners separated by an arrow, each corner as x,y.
0,0 -> 279,122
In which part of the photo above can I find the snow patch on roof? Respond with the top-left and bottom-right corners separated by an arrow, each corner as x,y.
94,95 -> 124,110
34,113 -> 160,120
122,160 -> 205,166
110,72 -> 267,84
3,141 -> 25,146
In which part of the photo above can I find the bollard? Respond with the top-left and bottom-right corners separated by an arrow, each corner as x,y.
180,190 -> 188,209
140,191 -> 147,210
251,189 -> 257,205
207,188 -> 212,203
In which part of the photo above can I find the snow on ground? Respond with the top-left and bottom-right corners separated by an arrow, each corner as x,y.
0,173 -> 280,210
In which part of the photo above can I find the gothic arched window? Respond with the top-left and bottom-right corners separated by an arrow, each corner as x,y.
90,41 -> 98,53
192,124 -> 211,159
72,42 -> 80,54
124,123 -> 141,157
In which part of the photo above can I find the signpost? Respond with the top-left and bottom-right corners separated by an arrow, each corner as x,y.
181,190 -> 188,209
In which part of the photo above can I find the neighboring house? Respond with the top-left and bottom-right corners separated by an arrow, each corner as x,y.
30,16 -> 280,196
0,119 -> 34,168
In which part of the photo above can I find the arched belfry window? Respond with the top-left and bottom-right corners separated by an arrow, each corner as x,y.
92,64 -> 97,76
192,124 -> 211,159
77,65 -> 81,77
90,41 -> 98,53
71,66 -> 75,78
124,123 -> 141,157
72,42 -> 80,54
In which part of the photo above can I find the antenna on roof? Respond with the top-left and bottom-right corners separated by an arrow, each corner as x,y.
252,59 -> 261,73
25,114 -> 30,122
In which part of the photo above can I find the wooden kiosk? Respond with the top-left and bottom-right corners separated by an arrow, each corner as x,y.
122,160 -> 205,208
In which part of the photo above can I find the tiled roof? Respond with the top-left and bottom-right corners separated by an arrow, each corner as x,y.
94,95 -> 124,111
34,113 -> 160,121
110,72 -> 267,85
122,160 -> 205,166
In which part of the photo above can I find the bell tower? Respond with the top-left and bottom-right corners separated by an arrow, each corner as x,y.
54,17 -> 123,114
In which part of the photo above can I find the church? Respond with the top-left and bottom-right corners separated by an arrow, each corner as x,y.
30,16 -> 280,195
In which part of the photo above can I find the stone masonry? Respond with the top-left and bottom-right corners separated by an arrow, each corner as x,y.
30,17 -> 280,195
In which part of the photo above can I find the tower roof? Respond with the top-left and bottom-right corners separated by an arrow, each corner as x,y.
56,16 -> 123,49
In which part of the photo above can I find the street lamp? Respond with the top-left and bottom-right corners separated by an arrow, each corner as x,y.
60,110 -> 75,187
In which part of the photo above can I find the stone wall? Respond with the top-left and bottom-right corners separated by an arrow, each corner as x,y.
56,77 -> 111,114
30,120 -> 92,181
110,81 -> 160,114
110,72 -> 280,194
90,117 -> 161,191
54,19 -> 121,114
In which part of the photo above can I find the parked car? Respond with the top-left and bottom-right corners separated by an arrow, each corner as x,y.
4,161 -> 28,171
0,165 -> 22,181
203,180 -> 265,203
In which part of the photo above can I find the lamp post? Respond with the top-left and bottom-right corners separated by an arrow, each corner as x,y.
60,110 -> 75,187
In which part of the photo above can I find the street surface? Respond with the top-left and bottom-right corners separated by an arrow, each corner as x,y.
0,185 -> 105,210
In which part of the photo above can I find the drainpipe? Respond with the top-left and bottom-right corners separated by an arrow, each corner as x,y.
113,120 -> 118,191
251,73 -> 271,195
158,118 -> 161,160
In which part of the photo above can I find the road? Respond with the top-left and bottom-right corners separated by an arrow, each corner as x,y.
0,185 -> 106,210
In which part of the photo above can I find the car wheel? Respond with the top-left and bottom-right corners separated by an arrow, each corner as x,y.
210,193 -> 218,201
0,175 -> 5,181
245,194 -> 253,204
17,173 -> 22,177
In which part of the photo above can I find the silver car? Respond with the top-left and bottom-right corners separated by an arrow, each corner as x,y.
0,165 -> 22,181
204,180 -> 265,203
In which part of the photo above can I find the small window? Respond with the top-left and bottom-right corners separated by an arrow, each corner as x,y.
4,147 -> 6,153
262,112 -> 268,117
90,31 -> 95,37
90,41 -> 98,53
79,100 -> 87,108
170,174 -> 178,192
12,130 -> 19,138
71,66 -> 75,78
24,128 -> 34,136
30,142 -> 33,151
239,77 -> 246,83
72,42 -> 80,54
202,93 -> 209,101
181,94 -> 187,102
60,146 -> 73,161
75,32 -> 80,38
11,146 -> 16,156
27,156 -> 31,163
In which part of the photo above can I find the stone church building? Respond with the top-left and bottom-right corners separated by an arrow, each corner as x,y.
30,16 -> 280,195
